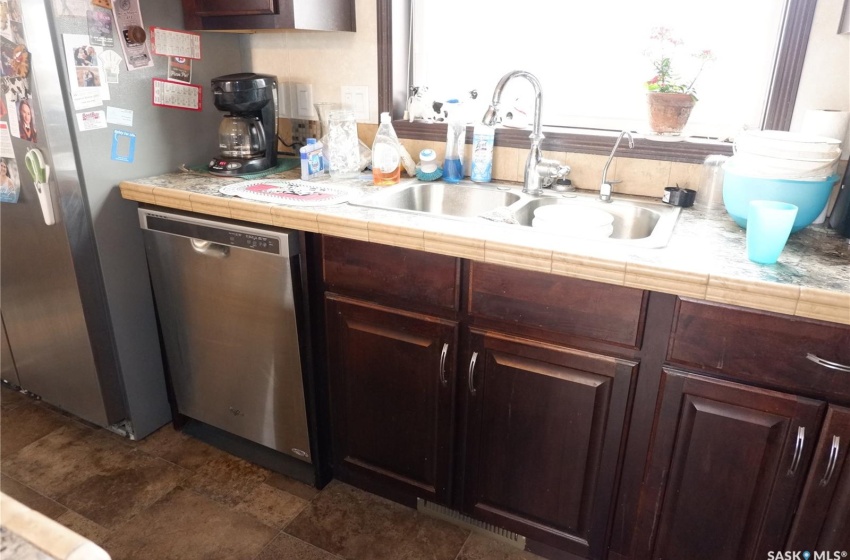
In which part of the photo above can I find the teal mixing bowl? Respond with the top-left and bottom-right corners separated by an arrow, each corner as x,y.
722,166 -> 838,232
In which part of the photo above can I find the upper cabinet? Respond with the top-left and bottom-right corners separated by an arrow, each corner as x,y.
182,0 -> 356,32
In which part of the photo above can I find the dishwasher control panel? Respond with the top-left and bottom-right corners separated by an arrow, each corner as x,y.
144,214 -> 282,255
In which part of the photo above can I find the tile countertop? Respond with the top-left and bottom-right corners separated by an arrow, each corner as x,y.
119,168 -> 850,326
0,493 -> 111,560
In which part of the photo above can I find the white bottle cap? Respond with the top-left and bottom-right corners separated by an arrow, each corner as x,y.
419,148 -> 437,173
380,112 -> 391,124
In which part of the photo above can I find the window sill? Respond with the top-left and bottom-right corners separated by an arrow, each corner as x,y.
393,120 -> 733,165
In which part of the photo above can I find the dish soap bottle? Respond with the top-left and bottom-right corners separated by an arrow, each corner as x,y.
470,122 -> 494,183
372,112 -> 401,186
443,99 -> 466,183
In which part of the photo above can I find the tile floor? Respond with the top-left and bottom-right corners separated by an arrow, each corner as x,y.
0,386 -> 544,560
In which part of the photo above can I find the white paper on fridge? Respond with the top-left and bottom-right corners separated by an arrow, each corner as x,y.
52,0 -> 90,18
106,106 -> 134,127
63,34 -> 111,110
152,79 -> 202,111
0,122 -> 13,155
150,27 -> 201,59
76,110 -> 107,131
98,49 -> 123,84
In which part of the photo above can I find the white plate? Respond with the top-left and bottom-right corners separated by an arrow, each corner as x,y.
532,218 -> 614,239
533,204 -> 614,228
643,134 -> 688,143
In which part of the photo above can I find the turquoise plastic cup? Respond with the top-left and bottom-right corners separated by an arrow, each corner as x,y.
746,200 -> 798,264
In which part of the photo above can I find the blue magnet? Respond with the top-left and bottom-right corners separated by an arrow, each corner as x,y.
111,129 -> 136,163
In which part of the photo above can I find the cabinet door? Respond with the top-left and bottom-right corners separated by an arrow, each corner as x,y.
462,330 -> 638,559
787,405 -> 850,551
182,0 -> 355,31
633,369 -> 824,560
326,295 -> 458,506
191,0 -> 277,17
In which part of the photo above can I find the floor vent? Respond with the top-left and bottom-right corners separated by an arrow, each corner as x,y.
416,498 -> 527,550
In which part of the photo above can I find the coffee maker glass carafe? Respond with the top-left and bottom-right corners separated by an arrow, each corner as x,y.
219,115 -> 266,159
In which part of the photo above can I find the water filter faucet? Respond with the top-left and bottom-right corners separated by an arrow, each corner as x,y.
482,70 -> 568,195
600,130 -> 635,202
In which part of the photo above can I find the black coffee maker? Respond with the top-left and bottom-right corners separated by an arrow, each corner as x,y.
208,73 -> 278,176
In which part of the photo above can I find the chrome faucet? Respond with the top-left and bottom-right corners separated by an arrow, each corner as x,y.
599,131 -> 634,203
482,70 -> 569,196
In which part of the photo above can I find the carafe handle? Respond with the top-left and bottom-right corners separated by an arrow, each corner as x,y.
251,120 -> 266,153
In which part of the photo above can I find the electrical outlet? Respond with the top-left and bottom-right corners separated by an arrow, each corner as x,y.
341,86 -> 369,121
277,82 -> 291,118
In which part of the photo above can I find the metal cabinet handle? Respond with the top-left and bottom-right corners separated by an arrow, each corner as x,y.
806,353 -> 850,373
439,343 -> 448,387
819,435 -> 840,487
190,238 -> 229,258
468,352 -> 478,395
788,426 -> 805,476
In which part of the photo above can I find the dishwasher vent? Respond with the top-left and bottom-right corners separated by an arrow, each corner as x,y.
416,498 -> 527,550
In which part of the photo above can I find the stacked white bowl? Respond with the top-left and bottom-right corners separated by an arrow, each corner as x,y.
729,130 -> 841,179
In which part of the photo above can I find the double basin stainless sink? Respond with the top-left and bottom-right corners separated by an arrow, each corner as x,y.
349,180 -> 681,248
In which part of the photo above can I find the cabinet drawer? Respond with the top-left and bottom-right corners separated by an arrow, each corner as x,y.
669,299 -> 850,401
322,236 -> 460,313
468,262 -> 647,348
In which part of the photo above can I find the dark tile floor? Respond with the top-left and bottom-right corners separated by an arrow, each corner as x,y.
0,386 -> 544,560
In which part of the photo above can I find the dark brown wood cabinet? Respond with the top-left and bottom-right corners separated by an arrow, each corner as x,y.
630,369 -> 824,560
612,299 -> 850,560
320,236 -> 648,559
182,0 -> 355,32
461,329 -> 637,558
787,405 -> 850,552
318,236 -> 850,560
325,295 -> 458,506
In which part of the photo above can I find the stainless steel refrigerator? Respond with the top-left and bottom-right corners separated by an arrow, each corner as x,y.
0,0 -> 242,439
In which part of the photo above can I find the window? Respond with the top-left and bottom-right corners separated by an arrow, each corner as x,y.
411,0 -> 783,140
379,0 -> 819,163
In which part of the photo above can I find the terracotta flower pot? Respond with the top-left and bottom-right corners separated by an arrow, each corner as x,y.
646,92 -> 696,135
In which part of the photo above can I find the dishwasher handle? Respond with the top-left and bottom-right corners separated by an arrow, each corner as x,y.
190,238 -> 230,258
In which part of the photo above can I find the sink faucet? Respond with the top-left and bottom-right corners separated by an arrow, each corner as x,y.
599,131 -> 634,203
482,70 -> 569,196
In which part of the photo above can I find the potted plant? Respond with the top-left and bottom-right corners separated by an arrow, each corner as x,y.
644,27 -> 715,135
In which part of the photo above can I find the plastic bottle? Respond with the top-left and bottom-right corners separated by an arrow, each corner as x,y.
443,99 -> 466,183
299,138 -> 324,180
470,123 -> 495,183
371,112 -> 402,186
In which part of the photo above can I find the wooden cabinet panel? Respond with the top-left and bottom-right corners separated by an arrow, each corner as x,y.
787,405 -> 850,551
669,299 -> 850,401
325,295 -> 458,506
468,262 -> 647,349
462,329 -> 637,558
193,0 -> 277,16
323,237 -> 460,315
182,0 -> 355,31
633,369 -> 824,560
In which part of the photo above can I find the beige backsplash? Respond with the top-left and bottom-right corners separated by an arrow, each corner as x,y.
279,119 -> 847,203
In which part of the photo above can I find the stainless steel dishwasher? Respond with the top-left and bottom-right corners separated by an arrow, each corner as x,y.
139,207 -> 311,463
